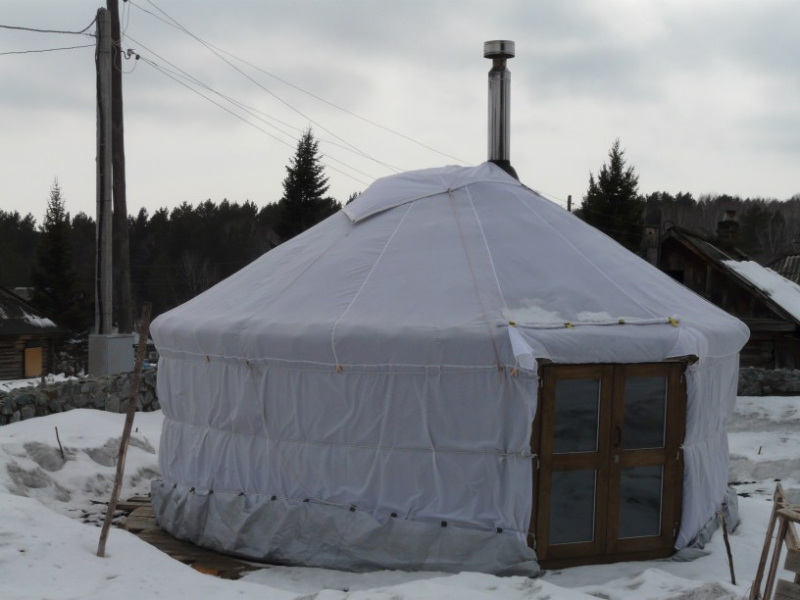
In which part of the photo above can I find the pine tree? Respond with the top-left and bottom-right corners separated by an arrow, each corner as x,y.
30,179 -> 86,332
277,129 -> 339,241
576,139 -> 644,252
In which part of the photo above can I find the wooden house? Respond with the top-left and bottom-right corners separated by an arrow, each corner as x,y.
0,287 -> 65,380
659,216 -> 800,369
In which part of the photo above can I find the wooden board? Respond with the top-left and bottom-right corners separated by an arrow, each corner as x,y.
775,579 -> 800,600
786,508 -> 800,576
119,497 -> 261,580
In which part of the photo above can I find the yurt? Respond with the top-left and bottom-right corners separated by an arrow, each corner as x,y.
150,41 -> 749,576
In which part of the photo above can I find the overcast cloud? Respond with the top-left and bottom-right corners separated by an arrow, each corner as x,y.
1,0 -> 798,223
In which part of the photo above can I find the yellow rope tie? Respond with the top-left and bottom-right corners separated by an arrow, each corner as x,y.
564,322 -> 574,329
335,364 -> 343,373
668,317 -> 680,327
510,367 -> 519,378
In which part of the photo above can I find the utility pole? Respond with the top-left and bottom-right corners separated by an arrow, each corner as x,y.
108,0 -> 133,334
95,8 -> 113,335
90,7 -> 135,377
567,194 -> 572,213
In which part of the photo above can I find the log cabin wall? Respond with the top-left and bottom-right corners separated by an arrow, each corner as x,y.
659,235 -> 800,369
0,334 -> 57,380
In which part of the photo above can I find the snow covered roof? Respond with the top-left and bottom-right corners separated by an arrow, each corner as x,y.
0,287 -> 62,336
767,253 -> 800,285
722,260 -> 800,324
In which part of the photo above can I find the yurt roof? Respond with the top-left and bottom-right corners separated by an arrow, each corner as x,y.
151,163 -> 748,370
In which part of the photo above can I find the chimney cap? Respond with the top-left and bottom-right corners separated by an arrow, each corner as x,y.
484,40 -> 515,59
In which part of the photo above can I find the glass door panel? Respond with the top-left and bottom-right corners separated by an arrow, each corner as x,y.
550,469 -> 597,544
554,379 -> 600,454
622,376 -> 667,450
618,465 -> 663,539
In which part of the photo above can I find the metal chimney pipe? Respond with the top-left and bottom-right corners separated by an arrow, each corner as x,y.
484,40 -> 517,179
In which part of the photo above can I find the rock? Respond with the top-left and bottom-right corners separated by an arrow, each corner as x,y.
71,394 -> 90,408
13,393 -> 37,409
20,404 -> 35,420
143,370 -> 157,388
105,396 -> 121,413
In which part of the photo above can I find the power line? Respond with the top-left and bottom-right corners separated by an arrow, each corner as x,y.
0,18 -> 97,36
137,0 -> 401,175
219,48 -> 471,166
136,53 -> 378,182
139,57 -> 371,187
125,35 -> 384,179
129,0 -> 468,167
139,57 -> 295,149
0,44 -> 95,56
132,0 -> 467,165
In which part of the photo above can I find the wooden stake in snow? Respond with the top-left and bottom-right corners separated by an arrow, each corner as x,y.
54,426 -> 64,460
718,508 -> 737,586
97,302 -> 152,558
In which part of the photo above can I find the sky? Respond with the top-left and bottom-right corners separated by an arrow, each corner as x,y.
1,0 -> 798,224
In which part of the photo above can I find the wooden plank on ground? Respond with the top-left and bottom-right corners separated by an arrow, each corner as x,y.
775,579 -> 800,600
118,497 -> 260,580
116,501 -> 150,512
787,509 -> 800,578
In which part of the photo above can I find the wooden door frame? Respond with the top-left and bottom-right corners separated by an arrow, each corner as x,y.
531,361 -> 687,567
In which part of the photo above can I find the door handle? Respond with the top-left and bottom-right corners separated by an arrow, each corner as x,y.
613,424 -> 622,449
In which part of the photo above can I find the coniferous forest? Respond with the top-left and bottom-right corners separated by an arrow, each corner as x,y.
1,129 -> 342,332
2,134 -> 799,334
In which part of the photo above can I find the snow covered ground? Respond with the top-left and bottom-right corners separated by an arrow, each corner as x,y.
0,396 -> 797,599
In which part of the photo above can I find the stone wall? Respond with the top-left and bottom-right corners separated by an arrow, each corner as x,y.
0,368 -> 158,426
1,365 -> 794,423
738,367 -> 800,396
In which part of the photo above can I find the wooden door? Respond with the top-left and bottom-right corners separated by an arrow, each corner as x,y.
534,362 -> 686,567
24,346 -> 43,378
536,365 -> 613,562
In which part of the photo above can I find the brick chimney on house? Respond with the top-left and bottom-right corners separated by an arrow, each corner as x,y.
717,209 -> 739,249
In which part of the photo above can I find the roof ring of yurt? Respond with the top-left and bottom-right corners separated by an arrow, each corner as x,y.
149,40 -> 749,576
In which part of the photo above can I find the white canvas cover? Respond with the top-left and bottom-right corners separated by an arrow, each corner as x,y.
150,162 -> 749,575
